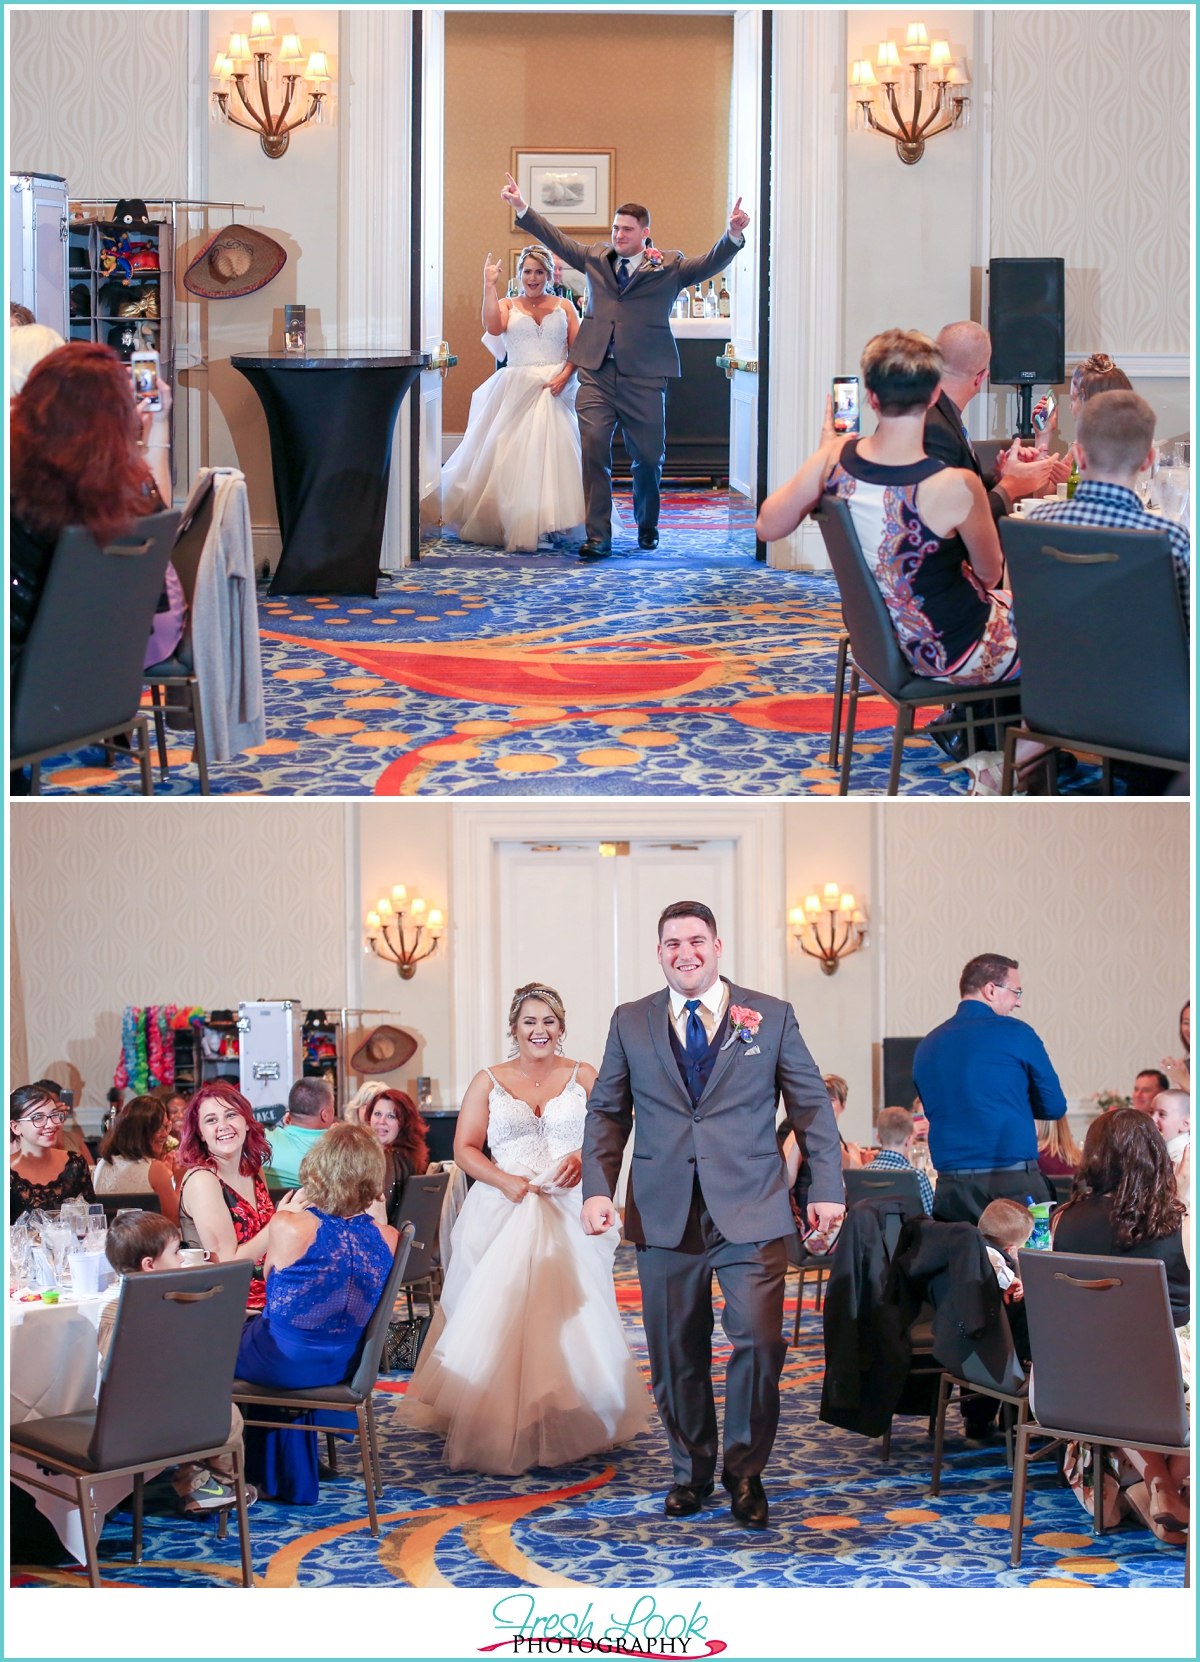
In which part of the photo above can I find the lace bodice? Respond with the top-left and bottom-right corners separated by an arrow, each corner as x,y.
484,1064 -> 586,1173
499,304 -> 570,369
264,1209 -> 392,1335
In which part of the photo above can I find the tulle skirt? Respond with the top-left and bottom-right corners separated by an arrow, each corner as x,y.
395,1164 -> 655,1474
439,365 -> 587,553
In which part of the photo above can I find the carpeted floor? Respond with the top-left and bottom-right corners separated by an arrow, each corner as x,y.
30,490 -> 1001,799
12,1247 -> 1184,1590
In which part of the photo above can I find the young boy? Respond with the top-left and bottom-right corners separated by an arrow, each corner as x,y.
977,1196 -> 1035,1298
101,1212 -> 254,1514
869,1106 -> 935,1214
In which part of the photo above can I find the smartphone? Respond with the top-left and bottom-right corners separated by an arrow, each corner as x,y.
832,375 -> 861,436
131,349 -> 161,411
59,1089 -> 74,1110
1031,388 -> 1057,432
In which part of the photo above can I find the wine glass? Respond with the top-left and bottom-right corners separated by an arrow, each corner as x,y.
86,1206 -> 108,1251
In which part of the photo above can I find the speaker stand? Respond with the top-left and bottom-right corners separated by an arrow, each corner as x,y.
1015,384 -> 1035,443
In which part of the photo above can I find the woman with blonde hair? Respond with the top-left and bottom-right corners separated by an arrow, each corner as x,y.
235,1122 -> 399,1504
399,983 -> 653,1474
1037,1114 -> 1081,1175
435,245 -> 593,552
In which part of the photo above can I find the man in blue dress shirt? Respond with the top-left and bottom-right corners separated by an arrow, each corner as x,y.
914,953 -> 1068,1226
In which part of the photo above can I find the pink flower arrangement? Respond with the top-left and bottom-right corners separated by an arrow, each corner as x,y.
728,1005 -> 763,1043
643,243 -> 664,269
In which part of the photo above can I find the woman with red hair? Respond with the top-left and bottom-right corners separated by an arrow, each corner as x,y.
365,1089 -> 430,1224
176,1081 -> 298,1310
9,342 -> 180,717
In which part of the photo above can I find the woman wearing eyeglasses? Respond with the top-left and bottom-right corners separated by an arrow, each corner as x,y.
9,1083 -> 96,1220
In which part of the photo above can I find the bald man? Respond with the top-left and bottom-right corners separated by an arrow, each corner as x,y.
923,321 -> 1064,522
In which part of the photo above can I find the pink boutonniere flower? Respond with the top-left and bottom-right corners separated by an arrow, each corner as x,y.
643,244 -> 664,269
728,1005 -> 763,1044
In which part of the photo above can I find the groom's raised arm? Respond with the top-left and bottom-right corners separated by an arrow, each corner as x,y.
513,205 -> 592,276
776,1004 -> 844,1206
581,1009 -> 633,1202
676,231 -> 745,291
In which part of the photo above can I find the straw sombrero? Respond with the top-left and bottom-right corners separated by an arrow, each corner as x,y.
349,1025 -> 418,1077
183,224 -> 286,300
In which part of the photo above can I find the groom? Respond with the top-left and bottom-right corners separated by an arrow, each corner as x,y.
581,902 -> 845,1530
500,173 -> 750,561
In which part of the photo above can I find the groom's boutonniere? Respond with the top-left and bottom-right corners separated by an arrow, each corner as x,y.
722,1005 -> 763,1050
642,243 -> 664,270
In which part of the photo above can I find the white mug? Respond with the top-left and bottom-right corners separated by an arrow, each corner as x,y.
69,1251 -> 103,1295
179,1248 -> 210,1269
1055,481 -> 1069,500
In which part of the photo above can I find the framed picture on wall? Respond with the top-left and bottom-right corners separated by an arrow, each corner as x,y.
508,248 -> 587,296
510,149 -> 615,232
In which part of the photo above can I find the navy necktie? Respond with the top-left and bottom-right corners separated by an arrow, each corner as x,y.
683,999 -> 707,1061
616,257 -> 630,290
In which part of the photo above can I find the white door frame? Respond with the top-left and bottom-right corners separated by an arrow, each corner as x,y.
450,802 -> 786,1106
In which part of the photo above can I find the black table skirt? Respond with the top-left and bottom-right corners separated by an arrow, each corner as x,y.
233,356 -> 426,596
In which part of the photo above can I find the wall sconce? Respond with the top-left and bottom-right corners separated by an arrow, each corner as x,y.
788,882 -> 868,976
850,23 -> 970,165
211,14 -> 334,158
366,885 -> 445,980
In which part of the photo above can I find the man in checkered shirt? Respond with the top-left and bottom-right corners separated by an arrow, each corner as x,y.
1024,389 -> 1190,628
866,1106 -> 934,1214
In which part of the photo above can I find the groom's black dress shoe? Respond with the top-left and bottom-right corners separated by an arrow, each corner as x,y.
637,526 -> 659,550
722,1472 -> 769,1530
578,538 -> 612,561
663,1480 -> 715,1518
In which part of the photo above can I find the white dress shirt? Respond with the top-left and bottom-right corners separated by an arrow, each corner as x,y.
613,248 -> 644,280
667,978 -> 728,1047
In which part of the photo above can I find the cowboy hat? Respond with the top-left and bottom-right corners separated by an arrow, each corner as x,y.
350,1025 -> 418,1076
183,223 -> 287,300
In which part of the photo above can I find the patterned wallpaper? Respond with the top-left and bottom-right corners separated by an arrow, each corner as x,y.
10,804 -> 347,1107
883,803 -> 1190,1102
991,10 -> 1190,354
8,9 -> 190,198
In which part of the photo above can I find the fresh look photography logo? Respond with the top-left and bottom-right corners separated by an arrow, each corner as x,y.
478,1595 -> 727,1656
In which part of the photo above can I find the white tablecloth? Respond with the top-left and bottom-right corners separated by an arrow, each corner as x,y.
9,1287 -> 150,1565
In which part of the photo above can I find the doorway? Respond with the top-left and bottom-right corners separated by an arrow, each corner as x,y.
415,7 -> 770,561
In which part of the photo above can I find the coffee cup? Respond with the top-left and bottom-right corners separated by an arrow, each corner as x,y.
69,1251 -> 103,1295
179,1248 -> 209,1269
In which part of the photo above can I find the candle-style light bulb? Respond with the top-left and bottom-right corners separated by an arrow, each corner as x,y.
788,906 -> 805,928
804,894 -> 821,916
392,884 -> 407,905
304,50 -> 330,81
930,39 -> 952,70
851,909 -> 866,925
249,12 -> 275,45
427,908 -> 445,934
823,881 -> 841,902
410,897 -> 427,918
279,32 -> 304,64
840,893 -> 856,913
366,911 -> 380,931
227,32 -> 251,63
377,897 -> 393,920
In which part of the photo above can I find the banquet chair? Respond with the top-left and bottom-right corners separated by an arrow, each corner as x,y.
232,1223 -> 414,1537
998,520 -> 1189,794
844,1167 -> 925,1214
98,1192 -> 163,1221
785,1229 -> 831,1346
1010,1250 -> 1190,1565
929,1299 -> 1028,1494
814,500 -> 1021,794
10,1261 -> 255,1587
394,1169 -> 451,1312
143,473 -> 217,792
10,509 -> 180,795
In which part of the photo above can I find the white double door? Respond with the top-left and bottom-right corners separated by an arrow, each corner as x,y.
496,840 -> 736,1074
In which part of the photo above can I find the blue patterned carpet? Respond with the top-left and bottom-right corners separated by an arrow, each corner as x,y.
12,1249 -> 1184,1590
28,491 -> 978,798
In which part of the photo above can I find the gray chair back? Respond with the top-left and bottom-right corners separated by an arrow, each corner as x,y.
1020,1249 -> 1189,1446
845,1166 -> 925,1215
345,1222 -> 415,1399
393,1170 -> 450,1285
1001,519 -> 1189,762
90,1260 -> 254,1469
11,508 -> 180,757
814,499 -> 916,695
98,1191 -> 163,1220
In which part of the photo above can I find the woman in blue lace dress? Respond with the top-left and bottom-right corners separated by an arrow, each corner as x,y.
236,1123 -> 399,1504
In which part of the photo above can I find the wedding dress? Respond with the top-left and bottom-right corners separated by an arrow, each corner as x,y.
395,1063 -> 654,1474
438,304 -> 588,553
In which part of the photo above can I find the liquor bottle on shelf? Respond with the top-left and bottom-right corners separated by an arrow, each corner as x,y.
691,284 -> 705,319
718,274 -> 731,317
703,281 -> 719,318
671,290 -> 689,320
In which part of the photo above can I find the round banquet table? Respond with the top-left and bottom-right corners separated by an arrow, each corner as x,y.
9,1286 -> 162,1565
231,351 -> 429,597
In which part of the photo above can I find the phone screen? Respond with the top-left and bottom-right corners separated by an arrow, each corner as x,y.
1031,388 -> 1057,432
832,376 -> 860,436
132,359 -> 159,398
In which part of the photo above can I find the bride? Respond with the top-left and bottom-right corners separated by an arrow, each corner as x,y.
438,246 -> 588,553
397,984 -> 654,1474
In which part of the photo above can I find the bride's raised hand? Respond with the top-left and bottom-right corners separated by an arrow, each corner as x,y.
550,1151 -> 582,1189
483,252 -> 503,289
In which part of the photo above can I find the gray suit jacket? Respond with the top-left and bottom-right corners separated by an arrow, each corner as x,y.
515,205 -> 744,379
581,978 -> 844,1249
